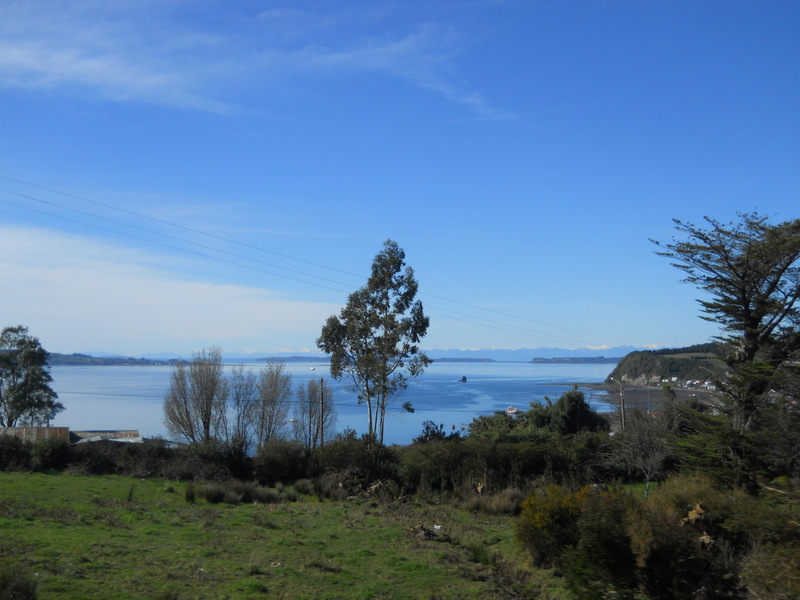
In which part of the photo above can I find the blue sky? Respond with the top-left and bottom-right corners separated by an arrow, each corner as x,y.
0,0 -> 797,357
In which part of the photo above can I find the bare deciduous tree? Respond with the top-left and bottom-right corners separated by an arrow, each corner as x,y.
163,347 -> 227,444
293,377 -> 336,452
253,359 -> 292,448
220,364 -> 258,455
605,408 -> 670,498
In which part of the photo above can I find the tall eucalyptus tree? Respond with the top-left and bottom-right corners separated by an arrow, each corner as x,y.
317,240 -> 430,444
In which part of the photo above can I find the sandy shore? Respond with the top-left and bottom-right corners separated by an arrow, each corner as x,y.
579,382 -> 714,413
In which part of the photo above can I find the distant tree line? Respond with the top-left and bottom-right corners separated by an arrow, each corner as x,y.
47,353 -> 175,366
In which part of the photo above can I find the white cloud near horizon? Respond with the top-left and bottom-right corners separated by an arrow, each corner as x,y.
0,226 -> 339,356
0,0 -> 503,117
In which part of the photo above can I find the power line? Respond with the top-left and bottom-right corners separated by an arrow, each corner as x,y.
0,174 -> 363,281
0,175 -> 621,347
0,188 -> 355,293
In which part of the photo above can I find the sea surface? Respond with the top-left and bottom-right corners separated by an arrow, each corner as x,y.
49,361 -> 616,446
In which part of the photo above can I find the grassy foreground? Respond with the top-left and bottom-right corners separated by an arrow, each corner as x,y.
0,472 -> 555,600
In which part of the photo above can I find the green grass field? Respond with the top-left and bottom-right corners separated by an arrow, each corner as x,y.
0,472 -> 558,599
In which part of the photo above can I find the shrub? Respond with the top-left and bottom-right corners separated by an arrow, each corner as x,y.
516,485 -> 589,570
399,438 -> 562,494
67,441 -> 120,475
311,435 -> 399,489
626,474 -> 762,599
466,542 -> 499,567
741,542 -> 800,600
31,439 -> 71,471
253,440 -> 308,486
253,487 -> 283,504
539,433 -> 606,485
313,471 -> 350,501
199,483 -> 226,504
479,440 -> 549,488
398,439 -> 471,492
0,563 -> 37,599
184,483 -> 196,504
183,442 -> 237,481
160,446 -> 224,481
294,478 -> 315,496
412,420 -> 461,443
564,490 -> 638,600
462,486 -> 526,515
228,480 -> 257,504
0,435 -> 32,471
115,438 -> 172,478
223,489 -> 243,505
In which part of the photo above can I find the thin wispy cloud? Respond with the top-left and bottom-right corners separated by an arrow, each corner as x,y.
0,1 -> 506,117
0,225 -> 340,355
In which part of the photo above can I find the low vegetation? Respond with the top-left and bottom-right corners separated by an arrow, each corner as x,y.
0,471 -> 547,600
2,381 -> 798,599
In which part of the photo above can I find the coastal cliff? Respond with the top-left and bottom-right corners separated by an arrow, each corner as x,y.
606,343 -> 726,386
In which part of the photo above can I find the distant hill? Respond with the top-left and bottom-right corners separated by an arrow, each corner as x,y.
48,353 -> 175,366
607,343 -> 727,385
48,353 -> 327,366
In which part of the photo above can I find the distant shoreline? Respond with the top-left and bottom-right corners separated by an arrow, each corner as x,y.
48,354 -> 175,366
50,354 -> 623,366
48,354 -> 327,366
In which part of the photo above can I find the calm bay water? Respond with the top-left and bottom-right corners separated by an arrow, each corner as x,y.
49,361 -> 616,446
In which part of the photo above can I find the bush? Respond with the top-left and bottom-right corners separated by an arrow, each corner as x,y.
399,438 -> 570,494
312,471 -> 350,501
253,439 -> 308,485
223,489 -> 243,505
184,483 -> 196,504
564,490 -> 638,600
199,483 -> 227,504
461,486 -> 526,515
228,480 -> 258,504
67,441 -> 120,475
741,542 -> 800,600
0,563 -> 38,599
31,439 -> 71,471
399,439 -> 472,492
539,433 -> 606,485
624,474 -> 787,599
516,485 -> 589,570
311,435 -> 399,490
115,438 -> 172,478
294,478 -> 315,496
0,435 -> 31,471
252,486 -> 283,504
